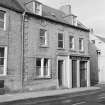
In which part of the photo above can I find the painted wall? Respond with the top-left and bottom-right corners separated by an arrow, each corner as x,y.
89,34 -> 105,85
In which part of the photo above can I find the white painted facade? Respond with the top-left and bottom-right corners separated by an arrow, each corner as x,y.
90,33 -> 105,84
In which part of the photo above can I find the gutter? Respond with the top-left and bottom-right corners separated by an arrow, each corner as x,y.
0,4 -> 24,13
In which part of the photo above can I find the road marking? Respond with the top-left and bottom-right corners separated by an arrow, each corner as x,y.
72,101 -> 86,105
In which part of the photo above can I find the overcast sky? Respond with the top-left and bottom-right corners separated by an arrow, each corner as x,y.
38,0 -> 105,36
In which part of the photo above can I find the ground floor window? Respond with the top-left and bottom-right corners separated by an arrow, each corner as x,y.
36,58 -> 51,78
0,47 -> 7,76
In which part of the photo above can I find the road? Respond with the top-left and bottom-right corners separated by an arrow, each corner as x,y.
1,88 -> 105,105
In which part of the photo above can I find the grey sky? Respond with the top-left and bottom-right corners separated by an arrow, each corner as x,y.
38,0 -> 105,36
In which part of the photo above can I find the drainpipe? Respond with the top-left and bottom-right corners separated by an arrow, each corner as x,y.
21,11 -> 25,89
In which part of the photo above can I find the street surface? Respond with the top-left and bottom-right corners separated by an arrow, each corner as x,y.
1,88 -> 105,105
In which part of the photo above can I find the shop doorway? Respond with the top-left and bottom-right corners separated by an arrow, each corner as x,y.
58,60 -> 64,87
80,61 -> 87,87
72,60 -> 77,88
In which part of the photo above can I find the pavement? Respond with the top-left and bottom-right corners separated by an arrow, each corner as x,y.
0,86 -> 100,103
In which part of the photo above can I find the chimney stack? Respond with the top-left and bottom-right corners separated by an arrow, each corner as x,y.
60,5 -> 77,26
60,5 -> 71,15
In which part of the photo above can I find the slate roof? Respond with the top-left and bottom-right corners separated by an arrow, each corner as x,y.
0,0 -> 24,12
96,36 -> 105,43
20,0 -> 89,31
0,0 -> 89,31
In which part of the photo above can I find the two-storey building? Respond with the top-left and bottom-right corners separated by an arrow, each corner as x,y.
0,0 -> 90,93
20,0 -> 90,91
90,31 -> 105,85
0,0 -> 24,93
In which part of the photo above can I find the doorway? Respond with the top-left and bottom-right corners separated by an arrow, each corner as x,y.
72,60 -> 77,88
80,61 -> 87,87
58,60 -> 64,87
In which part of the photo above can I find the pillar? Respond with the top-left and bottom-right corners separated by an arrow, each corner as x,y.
77,60 -> 80,88
87,60 -> 90,87
41,58 -> 44,77
66,56 -> 72,88
69,58 -> 72,88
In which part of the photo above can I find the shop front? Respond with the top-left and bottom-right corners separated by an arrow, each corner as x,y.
70,55 -> 90,88
57,55 -> 90,89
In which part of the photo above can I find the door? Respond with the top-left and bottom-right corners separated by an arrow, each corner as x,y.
72,60 -> 77,88
80,61 -> 87,87
58,60 -> 64,87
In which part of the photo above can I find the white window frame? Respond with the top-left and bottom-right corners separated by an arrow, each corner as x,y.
0,10 -> 6,30
0,46 -> 7,76
58,32 -> 64,49
69,36 -> 75,50
36,58 -> 51,78
79,38 -> 84,51
40,29 -> 48,46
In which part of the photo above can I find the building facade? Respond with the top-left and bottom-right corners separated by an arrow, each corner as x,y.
0,0 -> 24,92
0,0 -> 90,93
22,0 -> 90,91
90,33 -> 105,85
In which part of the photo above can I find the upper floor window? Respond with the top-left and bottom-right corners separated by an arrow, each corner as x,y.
40,29 -> 48,46
34,1 -> 42,15
36,58 -> 51,78
79,38 -> 84,51
69,36 -> 74,50
0,11 -> 6,30
58,33 -> 64,49
0,47 -> 7,76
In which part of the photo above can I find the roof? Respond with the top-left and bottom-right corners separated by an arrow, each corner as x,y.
0,0 -> 89,32
0,0 -> 24,13
42,4 -> 66,24
23,1 -> 89,31
96,36 -> 105,43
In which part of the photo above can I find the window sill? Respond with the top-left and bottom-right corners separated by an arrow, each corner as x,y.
40,45 -> 49,48
57,48 -> 65,50
0,74 -> 6,77
79,50 -> 85,53
69,49 -> 76,52
34,76 -> 52,80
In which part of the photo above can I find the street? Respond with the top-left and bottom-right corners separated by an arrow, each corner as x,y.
1,88 -> 105,105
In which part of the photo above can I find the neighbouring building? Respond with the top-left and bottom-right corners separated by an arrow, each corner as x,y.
0,0 -> 90,93
90,32 -> 105,85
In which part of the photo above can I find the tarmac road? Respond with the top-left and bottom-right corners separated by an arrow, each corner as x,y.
1,88 -> 105,105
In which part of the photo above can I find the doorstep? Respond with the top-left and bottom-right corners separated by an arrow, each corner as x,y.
0,86 -> 100,103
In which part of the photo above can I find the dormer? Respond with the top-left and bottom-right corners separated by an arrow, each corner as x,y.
25,0 -> 42,16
